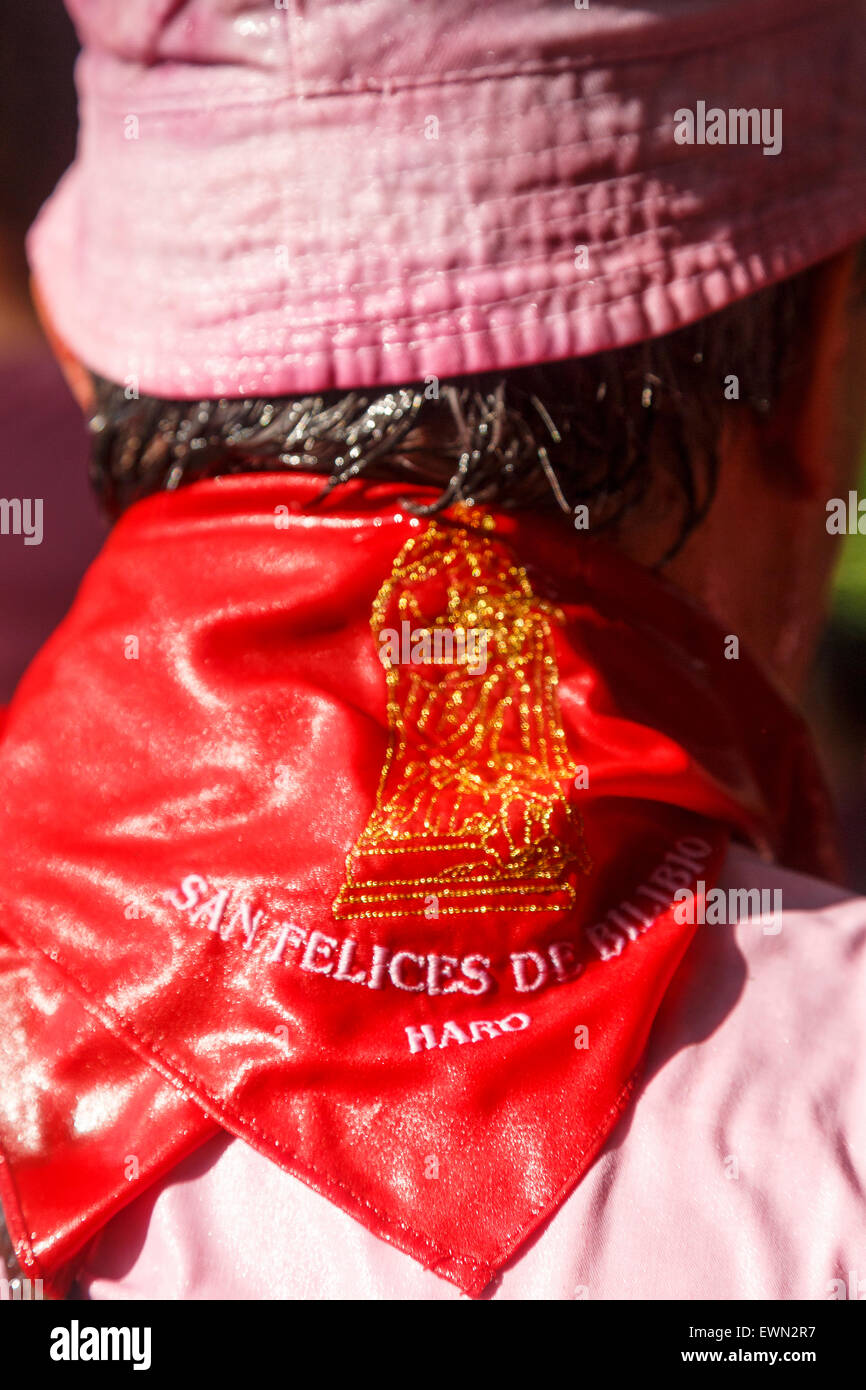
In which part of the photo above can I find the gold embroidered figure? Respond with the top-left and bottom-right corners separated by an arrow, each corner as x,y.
332,513 -> 592,922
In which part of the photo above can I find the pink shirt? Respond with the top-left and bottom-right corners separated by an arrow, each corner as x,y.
74,843 -> 866,1300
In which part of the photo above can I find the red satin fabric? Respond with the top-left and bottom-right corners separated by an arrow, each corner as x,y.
0,475 -> 838,1297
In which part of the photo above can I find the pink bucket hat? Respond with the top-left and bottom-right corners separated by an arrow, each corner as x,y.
28,0 -> 866,400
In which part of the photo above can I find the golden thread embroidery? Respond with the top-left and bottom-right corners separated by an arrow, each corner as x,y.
332,513 -> 592,922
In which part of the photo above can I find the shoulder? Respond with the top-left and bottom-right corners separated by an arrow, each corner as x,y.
658,840 -> 866,1096
717,841 -> 866,999
719,840 -> 856,914
611,842 -> 866,1298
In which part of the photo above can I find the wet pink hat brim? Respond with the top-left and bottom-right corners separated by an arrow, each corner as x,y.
28,0 -> 866,399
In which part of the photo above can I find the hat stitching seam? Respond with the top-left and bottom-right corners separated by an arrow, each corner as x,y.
51,184 -> 866,365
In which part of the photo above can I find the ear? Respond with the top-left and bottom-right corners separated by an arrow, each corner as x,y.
29,275 -> 95,414
755,246 -> 862,499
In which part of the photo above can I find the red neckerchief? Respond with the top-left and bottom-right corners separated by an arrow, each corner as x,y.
0,475 -> 839,1297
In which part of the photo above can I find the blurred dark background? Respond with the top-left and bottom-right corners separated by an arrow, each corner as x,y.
1,1 -> 864,887
0,1 -> 107,699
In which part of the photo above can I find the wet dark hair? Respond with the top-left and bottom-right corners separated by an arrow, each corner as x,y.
88,264 -> 822,560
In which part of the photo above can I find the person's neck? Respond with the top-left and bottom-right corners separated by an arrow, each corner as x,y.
620,425 -> 833,700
